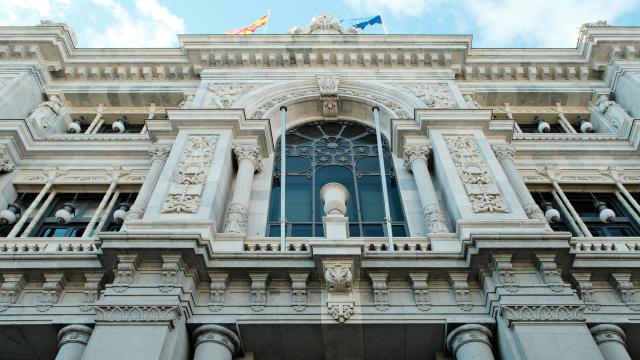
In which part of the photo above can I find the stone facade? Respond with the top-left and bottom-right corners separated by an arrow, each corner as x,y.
0,15 -> 638,360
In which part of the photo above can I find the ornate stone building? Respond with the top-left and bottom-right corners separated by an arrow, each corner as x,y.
0,14 -> 639,360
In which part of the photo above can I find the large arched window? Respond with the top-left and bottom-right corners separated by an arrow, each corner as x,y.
267,121 -> 407,237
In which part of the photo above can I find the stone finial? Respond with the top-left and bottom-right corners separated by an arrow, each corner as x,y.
320,182 -> 349,216
233,144 -> 263,172
402,144 -> 430,170
289,13 -> 361,34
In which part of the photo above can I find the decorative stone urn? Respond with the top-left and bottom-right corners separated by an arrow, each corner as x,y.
320,182 -> 350,238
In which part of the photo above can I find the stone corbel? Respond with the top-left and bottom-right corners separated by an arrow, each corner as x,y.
610,272 -> 640,311
449,271 -> 473,311
571,272 -> 600,311
323,259 -> 355,323
369,272 -> 389,311
208,272 -> 229,312
490,254 -> 518,293
409,273 -> 431,311
37,272 -> 65,312
536,254 -> 565,293
317,75 -> 339,117
159,254 -> 187,293
0,272 -> 25,312
0,144 -> 15,173
112,254 -> 139,293
249,272 -> 269,312
79,271 -> 104,312
289,272 -> 309,312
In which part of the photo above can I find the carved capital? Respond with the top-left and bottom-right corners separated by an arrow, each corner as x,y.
148,144 -> 171,162
0,145 -> 15,172
249,272 -> 269,312
491,144 -> 515,162
490,254 -> 518,292
112,254 -> 139,293
208,272 -> 229,312
571,272 -> 600,311
233,144 -> 263,172
369,272 -> 389,311
536,254 -> 565,293
447,324 -> 492,355
402,144 -> 430,170
449,272 -> 473,311
79,272 -> 104,312
37,273 -> 65,312
409,273 -> 431,311
289,272 -> 309,312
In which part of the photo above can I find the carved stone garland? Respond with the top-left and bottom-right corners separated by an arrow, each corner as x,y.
444,135 -> 508,213
163,135 -> 217,213
401,83 -> 456,109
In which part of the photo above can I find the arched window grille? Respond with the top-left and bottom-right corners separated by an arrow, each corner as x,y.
267,121 -> 407,237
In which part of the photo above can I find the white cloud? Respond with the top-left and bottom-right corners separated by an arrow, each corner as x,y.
343,0 -> 433,17
85,0 -> 185,47
0,0 -> 52,25
461,0 -> 639,47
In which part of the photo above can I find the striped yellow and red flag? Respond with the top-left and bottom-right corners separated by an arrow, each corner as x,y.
225,12 -> 269,35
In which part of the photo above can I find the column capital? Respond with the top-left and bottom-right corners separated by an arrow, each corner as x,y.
402,144 -> 430,170
491,144 -> 515,162
193,324 -> 240,355
233,144 -> 263,172
0,144 -> 15,172
590,324 -> 627,346
148,144 -> 171,162
446,324 -> 493,354
58,324 -> 93,348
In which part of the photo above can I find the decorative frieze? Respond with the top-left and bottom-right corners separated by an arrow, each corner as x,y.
500,305 -> 586,325
163,135 -> 217,213
409,273 -> 431,311
445,135 -> 507,213
571,272 -> 600,311
289,272 -> 309,312
449,272 -> 473,311
208,272 -> 229,312
490,254 -> 518,292
369,272 -> 389,311
37,273 -> 65,312
0,273 -> 25,312
207,82 -> 257,108
249,272 -> 269,312
610,272 -> 640,311
112,254 -> 139,293
536,254 -> 565,293
324,260 -> 355,323
94,305 -> 181,322
400,83 -> 456,108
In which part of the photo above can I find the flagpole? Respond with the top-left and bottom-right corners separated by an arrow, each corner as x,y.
262,9 -> 270,34
380,15 -> 389,34
372,107 -> 394,251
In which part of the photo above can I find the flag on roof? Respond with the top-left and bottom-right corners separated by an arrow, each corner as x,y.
341,15 -> 384,31
225,12 -> 269,34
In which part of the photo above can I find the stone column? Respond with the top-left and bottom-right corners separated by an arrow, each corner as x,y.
591,324 -> 632,360
491,144 -> 546,221
126,144 -> 171,220
223,144 -> 262,233
403,145 -> 449,233
447,324 -> 495,360
55,324 -> 93,360
193,325 -> 240,360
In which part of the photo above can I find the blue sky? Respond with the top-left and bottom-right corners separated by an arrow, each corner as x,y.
1,0 -> 640,48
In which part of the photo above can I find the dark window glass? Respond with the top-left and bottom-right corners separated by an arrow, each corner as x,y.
97,124 -> 145,134
267,121 -> 408,237
564,192 -> 639,237
519,123 -> 566,133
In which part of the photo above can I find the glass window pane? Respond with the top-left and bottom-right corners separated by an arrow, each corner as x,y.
322,123 -> 342,136
341,124 -> 368,138
286,176 -> 312,222
349,224 -> 361,237
268,183 -> 280,221
290,224 -> 312,237
358,176 -> 385,221
268,224 -> 280,237
362,224 -> 384,237
356,157 -> 380,173
296,124 -> 323,139
392,225 -> 407,237
315,224 -> 324,237
387,176 -> 405,221
286,156 -> 311,173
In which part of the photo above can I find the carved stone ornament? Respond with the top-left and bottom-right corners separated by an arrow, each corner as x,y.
112,255 -> 139,293
250,89 -> 318,118
223,203 -> 249,234
500,305 -> 586,325
610,272 -> 640,311
491,254 -> 518,293
445,135 -> 508,213
94,305 -> 181,322
0,145 -> 15,172
401,83 -> 456,109
409,273 -> 431,311
79,272 -> 104,312
328,303 -> 355,323
572,272 -> 601,311
208,272 -> 229,312
324,260 -> 355,323
317,76 -> 340,117
402,144 -> 429,171
0,273 -> 25,312
37,273 -> 65,312
596,95 -> 630,131
234,144 -> 263,172
289,13 -> 361,34
289,272 -> 309,312
449,272 -> 473,311
464,94 -> 480,109
249,272 -> 269,312
536,254 -> 565,293
207,82 -> 257,108
159,255 -> 184,293
163,135 -> 217,213
148,144 -> 171,162
338,87 -> 412,119
369,272 -> 390,311
325,264 -> 353,293
423,203 -> 449,233
58,325 -> 93,347
491,144 -> 515,162
26,95 -> 63,133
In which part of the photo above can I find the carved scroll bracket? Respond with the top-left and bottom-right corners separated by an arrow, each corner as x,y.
323,259 -> 355,323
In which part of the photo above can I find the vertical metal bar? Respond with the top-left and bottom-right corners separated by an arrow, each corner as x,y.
615,181 -> 640,217
372,107 -> 394,251
280,107 -> 287,252
552,182 -> 593,237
